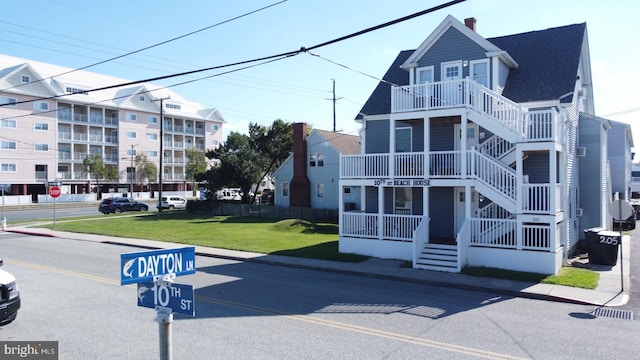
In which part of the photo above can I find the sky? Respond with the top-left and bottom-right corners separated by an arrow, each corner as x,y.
2,0 -> 639,148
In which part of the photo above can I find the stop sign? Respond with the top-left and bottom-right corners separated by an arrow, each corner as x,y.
49,186 -> 61,198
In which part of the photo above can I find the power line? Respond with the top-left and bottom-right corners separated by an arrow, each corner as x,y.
0,0 -> 288,92
1,0 -> 466,107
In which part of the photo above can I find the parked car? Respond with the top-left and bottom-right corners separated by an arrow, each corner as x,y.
216,190 -> 242,201
157,196 -> 187,210
99,197 -> 149,214
0,257 -> 20,325
613,207 -> 637,230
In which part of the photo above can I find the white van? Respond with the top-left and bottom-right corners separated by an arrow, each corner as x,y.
0,257 -> 20,325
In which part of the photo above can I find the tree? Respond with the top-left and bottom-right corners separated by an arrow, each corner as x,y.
203,119 -> 293,203
83,153 -> 107,199
135,153 -> 157,186
185,148 -> 208,194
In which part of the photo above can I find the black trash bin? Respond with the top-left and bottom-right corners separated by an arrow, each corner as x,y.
587,230 -> 621,266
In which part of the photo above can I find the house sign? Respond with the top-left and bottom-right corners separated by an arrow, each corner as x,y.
371,179 -> 430,187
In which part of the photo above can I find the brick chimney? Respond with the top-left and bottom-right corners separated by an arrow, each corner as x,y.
464,17 -> 476,32
289,123 -> 311,207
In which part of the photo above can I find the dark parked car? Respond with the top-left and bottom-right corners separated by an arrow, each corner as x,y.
612,207 -> 636,230
99,197 -> 149,214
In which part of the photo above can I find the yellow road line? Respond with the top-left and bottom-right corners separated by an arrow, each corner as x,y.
6,258 -> 528,360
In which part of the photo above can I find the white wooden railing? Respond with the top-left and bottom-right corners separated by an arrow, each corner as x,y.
469,218 -> 517,248
412,216 -> 429,267
476,202 -> 513,219
478,135 -> 514,160
391,78 -> 524,137
468,218 -> 555,251
341,154 -> 389,179
342,212 -> 421,242
455,220 -> 470,272
468,150 -> 517,201
395,152 -> 424,178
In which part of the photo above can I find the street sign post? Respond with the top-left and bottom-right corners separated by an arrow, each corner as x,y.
137,282 -> 195,316
49,186 -> 61,229
120,247 -> 196,285
609,199 -> 631,292
120,247 -> 196,360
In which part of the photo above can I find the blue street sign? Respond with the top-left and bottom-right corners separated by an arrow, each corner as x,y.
121,247 -> 196,285
137,282 -> 195,316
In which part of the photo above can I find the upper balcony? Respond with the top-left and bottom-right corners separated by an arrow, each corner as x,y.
391,79 -> 563,143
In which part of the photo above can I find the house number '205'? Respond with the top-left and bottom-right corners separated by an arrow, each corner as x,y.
599,235 -> 618,245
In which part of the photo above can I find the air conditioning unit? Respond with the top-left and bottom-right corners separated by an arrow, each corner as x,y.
576,147 -> 587,157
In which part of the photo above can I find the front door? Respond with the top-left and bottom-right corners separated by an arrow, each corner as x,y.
454,188 -> 479,235
441,61 -> 463,105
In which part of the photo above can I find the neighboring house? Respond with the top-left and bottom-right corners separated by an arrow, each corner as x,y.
273,123 -> 360,210
606,120 -> 634,201
0,54 -> 224,199
338,15 -> 621,275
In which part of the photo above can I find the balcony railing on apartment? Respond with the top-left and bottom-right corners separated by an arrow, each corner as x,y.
468,218 -> 558,252
391,78 -> 561,142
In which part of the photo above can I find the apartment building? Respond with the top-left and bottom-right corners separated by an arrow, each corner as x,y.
0,54 -> 224,200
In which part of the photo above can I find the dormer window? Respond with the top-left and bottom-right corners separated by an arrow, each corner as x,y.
21,75 -> 30,84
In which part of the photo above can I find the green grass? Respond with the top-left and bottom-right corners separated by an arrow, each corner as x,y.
36,213 -> 599,288
37,213 -> 368,263
463,266 -> 600,289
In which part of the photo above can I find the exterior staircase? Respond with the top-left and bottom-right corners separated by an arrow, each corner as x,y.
414,243 -> 458,272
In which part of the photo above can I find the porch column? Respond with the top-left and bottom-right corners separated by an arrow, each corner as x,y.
516,145 -> 524,214
378,185 -> 385,239
424,116 -> 430,177
461,113 -> 467,178
389,119 -> 395,178
549,150 -> 557,215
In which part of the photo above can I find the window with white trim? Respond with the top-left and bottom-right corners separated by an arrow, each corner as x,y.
21,75 -> 30,84
210,139 -> 219,146
317,182 -> 324,198
34,122 -> 49,131
1,141 -> 16,150
282,182 -> 289,197
147,116 -> 158,124
210,124 -> 219,131
148,151 -> 158,157
1,119 -> 16,128
470,59 -> 490,88
0,97 -> 17,107
34,143 -> 49,152
126,148 -> 137,156
165,103 -> 181,110
416,66 -> 434,84
147,133 -> 158,141
139,95 -> 145,102
126,131 -> 136,139
317,153 -> 324,167
1,164 -> 16,172
310,153 -> 316,167
125,113 -> 137,122
34,101 -> 49,111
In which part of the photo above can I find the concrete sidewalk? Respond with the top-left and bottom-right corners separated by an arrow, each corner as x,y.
4,224 -> 630,307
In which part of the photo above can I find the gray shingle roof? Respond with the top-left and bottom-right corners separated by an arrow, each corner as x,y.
357,22 -> 586,119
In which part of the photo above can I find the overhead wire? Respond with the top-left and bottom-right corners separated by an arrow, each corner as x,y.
1,0 -> 467,107
0,0 -> 289,92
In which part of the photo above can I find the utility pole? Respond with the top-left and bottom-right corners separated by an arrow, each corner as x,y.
130,144 -> 135,196
152,96 -> 170,212
329,79 -> 342,132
